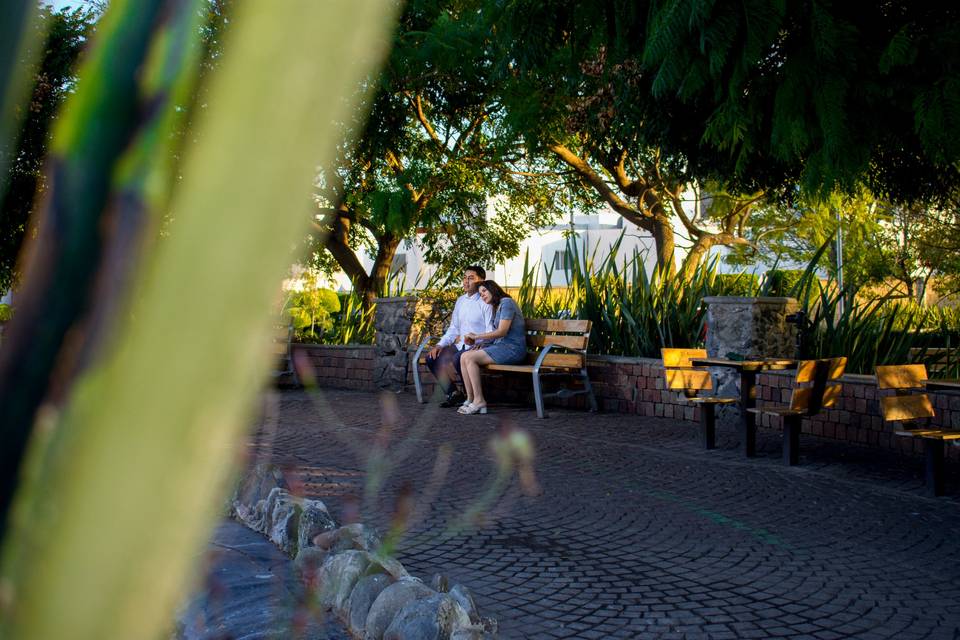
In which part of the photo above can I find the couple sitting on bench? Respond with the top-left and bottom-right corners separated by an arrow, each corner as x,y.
425,265 -> 526,415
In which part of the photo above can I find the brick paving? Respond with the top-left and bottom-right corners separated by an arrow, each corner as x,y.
250,389 -> 960,639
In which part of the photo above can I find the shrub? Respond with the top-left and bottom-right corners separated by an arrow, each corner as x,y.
0,304 -> 12,322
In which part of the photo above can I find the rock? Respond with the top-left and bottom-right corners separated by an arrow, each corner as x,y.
347,573 -> 393,636
367,553 -> 409,580
448,584 -> 479,624
268,494 -> 301,554
314,523 -> 382,553
431,574 -> 449,593
318,550 -> 373,612
297,498 -> 336,551
383,594 -> 471,640
232,463 -> 289,513
293,546 -> 328,591
363,578 -> 434,640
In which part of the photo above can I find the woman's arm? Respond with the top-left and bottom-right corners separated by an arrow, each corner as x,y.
470,317 -> 512,341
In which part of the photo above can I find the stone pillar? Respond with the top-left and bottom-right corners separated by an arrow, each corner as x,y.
703,296 -> 799,360
703,296 -> 799,425
372,296 -> 447,391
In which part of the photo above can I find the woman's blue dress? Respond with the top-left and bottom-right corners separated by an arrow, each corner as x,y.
482,297 -> 527,364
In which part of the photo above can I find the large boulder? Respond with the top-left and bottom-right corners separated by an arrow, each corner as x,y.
383,594 -> 471,640
314,523 -> 382,553
232,463 -> 289,512
267,495 -> 301,554
318,550 -> 373,612
364,578 -> 434,640
347,573 -> 393,636
297,498 -> 336,552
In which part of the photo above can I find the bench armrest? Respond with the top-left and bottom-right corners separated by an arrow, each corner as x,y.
412,334 -> 442,362
532,343 -> 556,373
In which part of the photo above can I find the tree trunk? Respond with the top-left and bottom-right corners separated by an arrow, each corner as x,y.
361,233 -> 400,309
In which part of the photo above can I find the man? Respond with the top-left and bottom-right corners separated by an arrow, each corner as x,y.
426,265 -> 493,407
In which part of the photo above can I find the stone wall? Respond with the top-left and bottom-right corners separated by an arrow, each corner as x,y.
291,344 -> 375,391
372,296 -> 447,392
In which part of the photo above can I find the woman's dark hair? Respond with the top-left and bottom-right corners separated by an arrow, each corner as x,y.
478,280 -> 510,308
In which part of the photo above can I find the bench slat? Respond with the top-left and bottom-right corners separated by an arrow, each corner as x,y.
525,318 -> 591,333
881,394 -> 935,421
661,348 -> 707,368
665,369 -> 712,391
526,334 -> 589,350
486,363 -> 579,373
528,352 -> 584,368
876,364 -> 927,390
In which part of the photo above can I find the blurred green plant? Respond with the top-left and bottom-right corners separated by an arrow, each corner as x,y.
0,303 -> 12,322
0,1 -> 397,639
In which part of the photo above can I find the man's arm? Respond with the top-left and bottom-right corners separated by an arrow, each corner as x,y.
433,296 -> 463,353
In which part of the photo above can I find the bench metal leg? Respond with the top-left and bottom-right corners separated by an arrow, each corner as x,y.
581,368 -> 598,413
924,438 -> 945,497
740,371 -> 758,457
532,370 -> 546,418
700,404 -> 716,450
411,337 -> 431,404
783,416 -> 801,466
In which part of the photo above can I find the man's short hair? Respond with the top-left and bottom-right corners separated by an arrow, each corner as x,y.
465,265 -> 486,279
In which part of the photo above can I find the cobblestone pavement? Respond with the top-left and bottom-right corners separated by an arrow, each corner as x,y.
249,389 -> 960,640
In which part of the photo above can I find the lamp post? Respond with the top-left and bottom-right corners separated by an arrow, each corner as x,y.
835,207 -> 844,316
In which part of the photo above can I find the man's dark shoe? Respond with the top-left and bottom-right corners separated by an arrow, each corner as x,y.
439,391 -> 467,408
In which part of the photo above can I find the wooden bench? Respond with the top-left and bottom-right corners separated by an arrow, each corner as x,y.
876,363 -> 958,496
411,318 -> 598,418
661,348 -> 737,450
748,357 -> 846,465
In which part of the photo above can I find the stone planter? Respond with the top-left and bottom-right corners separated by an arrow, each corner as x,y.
372,296 -> 448,392
703,296 -> 799,426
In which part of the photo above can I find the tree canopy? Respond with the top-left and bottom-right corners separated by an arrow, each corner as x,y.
313,0 -> 564,301
642,0 -> 960,202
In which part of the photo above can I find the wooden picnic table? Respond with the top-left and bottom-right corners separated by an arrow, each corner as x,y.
690,357 -> 797,457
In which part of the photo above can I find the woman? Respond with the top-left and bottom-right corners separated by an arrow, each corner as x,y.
458,280 -> 527,414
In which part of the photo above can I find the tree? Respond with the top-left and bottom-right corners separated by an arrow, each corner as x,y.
313,0 -> 564,306
492,0 -> 766,278
642,1 -> 960,203
728,191 -> 960,304
0,6 -> 95,292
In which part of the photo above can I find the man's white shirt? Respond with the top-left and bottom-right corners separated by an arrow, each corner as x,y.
437,292 -> 494,351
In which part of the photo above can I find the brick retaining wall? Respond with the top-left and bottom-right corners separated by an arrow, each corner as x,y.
411,353 -> 959,460
291,344 -> 375,391
303,347 -> 958,459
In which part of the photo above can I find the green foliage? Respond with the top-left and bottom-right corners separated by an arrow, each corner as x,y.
285,287 -> 340,340
642,1 -> 960,201
789,251 -> 960,376
764,270 -> 807,298
714,273 -> 760,297
0,303 -> 12,322
515,236 -> 722,357
326,290 -> 376,345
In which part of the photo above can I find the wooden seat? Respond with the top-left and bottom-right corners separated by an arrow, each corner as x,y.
661,348 -> 736,450
749,357 -> 847,465
876,364 -> 952,496
412,318 -> 597,418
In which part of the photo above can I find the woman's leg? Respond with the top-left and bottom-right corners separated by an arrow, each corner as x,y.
465,349 -> 494,407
